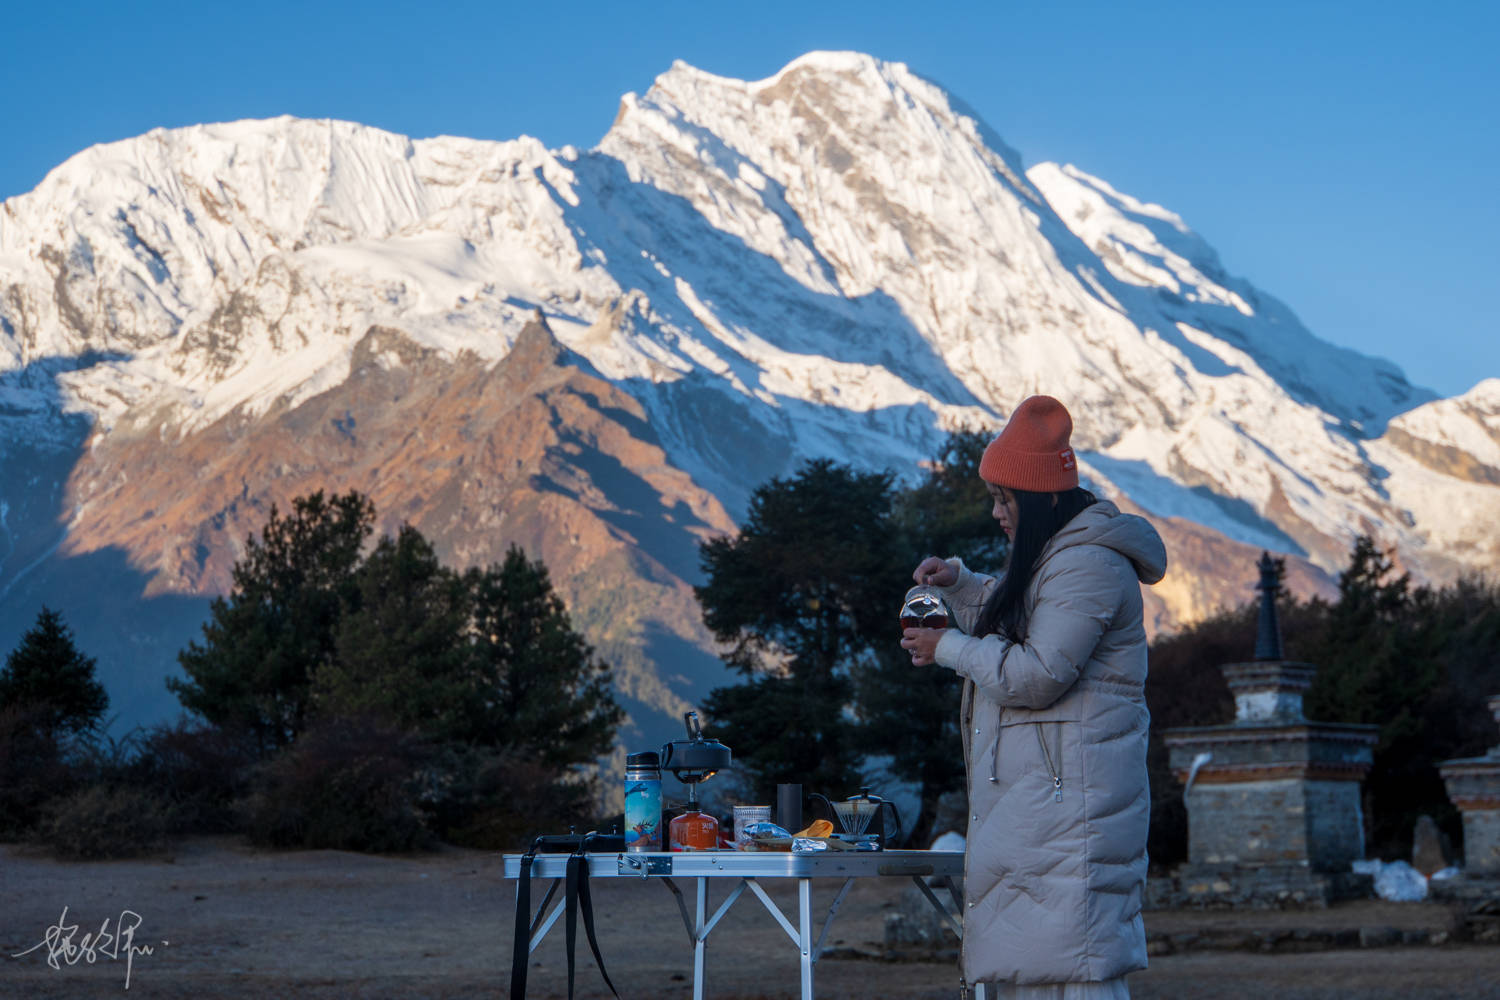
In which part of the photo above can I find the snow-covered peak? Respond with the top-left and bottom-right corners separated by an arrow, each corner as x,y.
0,52 -> 1494,600
6,118 -> 421,254
1458,377 -> 1500,408
751,49 -> 886,81
1384,378 -> 1500,459
646,51 -> 889,98
0,114 -> 563,270
1028,163 -> 1227,298
1028,159 -> 1431,431
622,49 -> 1036,206
0,117 -> 570,374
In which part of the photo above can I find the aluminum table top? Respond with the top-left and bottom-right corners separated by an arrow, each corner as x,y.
501,848 -> 965,880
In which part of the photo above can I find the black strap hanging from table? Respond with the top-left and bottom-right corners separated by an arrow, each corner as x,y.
510,851 -> 535,999
575,852 -> 620,997
511,833 -> 623,1000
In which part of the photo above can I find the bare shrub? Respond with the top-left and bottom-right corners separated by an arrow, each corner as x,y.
431,749 -> 599,850
241,714 -> 432,851
35,784 -> 170,859
129,720 -> 258,834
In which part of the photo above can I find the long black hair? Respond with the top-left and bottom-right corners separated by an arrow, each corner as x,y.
974,486 -> 1097,640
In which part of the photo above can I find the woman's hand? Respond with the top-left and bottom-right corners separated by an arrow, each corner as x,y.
901,627 -> 944,666
912,556 -> 957,588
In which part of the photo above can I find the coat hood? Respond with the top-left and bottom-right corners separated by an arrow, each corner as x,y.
1041,499 -> 1167,585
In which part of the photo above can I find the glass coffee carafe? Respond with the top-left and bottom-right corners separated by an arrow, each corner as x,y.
900,585 -> 951,631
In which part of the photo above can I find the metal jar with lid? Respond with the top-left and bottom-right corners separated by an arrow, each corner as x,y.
624,751 -> 663,852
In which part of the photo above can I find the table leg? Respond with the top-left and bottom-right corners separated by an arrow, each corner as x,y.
693,876 -> 708,1000
943,874 -> 964,915
659,877 -> 698,946
515,877 -> 566,954
529,878 -> 561,939
798,878 -> 814,1000
911,875 -> 964,939
812,877 -> 856,962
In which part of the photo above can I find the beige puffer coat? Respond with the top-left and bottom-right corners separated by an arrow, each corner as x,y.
931,500 -> 1167,987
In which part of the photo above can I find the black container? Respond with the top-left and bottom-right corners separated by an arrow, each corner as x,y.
776,783 -> 802,834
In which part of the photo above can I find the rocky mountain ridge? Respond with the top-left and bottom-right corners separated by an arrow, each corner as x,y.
2,51 -> 1496,741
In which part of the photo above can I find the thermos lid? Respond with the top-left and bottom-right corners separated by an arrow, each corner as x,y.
626,750 -> 661,768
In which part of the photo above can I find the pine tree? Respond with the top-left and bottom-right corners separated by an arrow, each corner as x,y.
696,459 -> 905,800
169,490 -> 375,755
311,536 -> 623,763
0,606 -> 108,735
468,545 -> 622,764
1302,536 -> 1445,857
313,525 -> 474,741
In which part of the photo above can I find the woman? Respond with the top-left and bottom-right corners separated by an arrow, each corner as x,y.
901,395 -> 1166,999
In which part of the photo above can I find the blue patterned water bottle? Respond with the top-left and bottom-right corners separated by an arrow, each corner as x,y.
624,751 -> 662,852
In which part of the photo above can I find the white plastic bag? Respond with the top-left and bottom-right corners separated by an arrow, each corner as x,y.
1372,859 -> 1429,902
929,831 -> 966,853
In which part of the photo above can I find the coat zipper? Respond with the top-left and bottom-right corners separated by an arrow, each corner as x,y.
960,683 -> 974,989
989,719 -> 1000,783
1035,723 -> 1063,802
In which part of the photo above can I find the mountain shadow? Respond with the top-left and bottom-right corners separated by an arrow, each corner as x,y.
0,352 -> 210,736
0,543 -> 209,737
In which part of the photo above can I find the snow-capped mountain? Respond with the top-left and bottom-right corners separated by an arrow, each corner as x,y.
2,52 -> 1495,741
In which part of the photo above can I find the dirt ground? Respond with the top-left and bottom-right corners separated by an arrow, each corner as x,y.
3,837 -> 1499,999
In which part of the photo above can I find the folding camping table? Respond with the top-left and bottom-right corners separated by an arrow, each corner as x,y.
502,848 -> 985,1000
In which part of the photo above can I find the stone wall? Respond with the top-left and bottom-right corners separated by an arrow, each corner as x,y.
1463,810 -> 1500,876
1304,780 -> 1366,870
1184,778 -> 1365,870
1144,865 -> 1373,910
1188,779 -> 1307,866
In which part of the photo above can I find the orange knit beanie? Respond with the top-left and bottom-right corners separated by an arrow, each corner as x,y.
979,395 -> 1079,492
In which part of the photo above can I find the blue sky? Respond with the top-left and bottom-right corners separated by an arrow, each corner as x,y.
2,0 -> 1495,398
